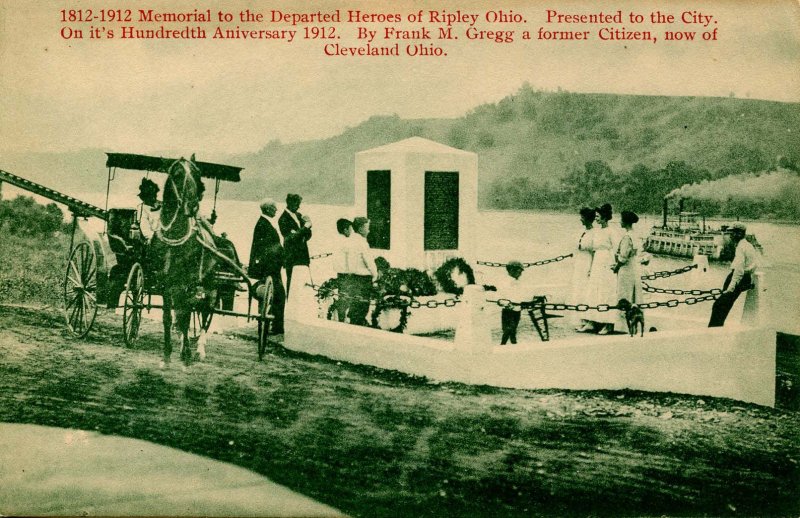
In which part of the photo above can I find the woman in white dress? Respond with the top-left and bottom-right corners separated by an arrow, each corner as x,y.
613,210 -> 644,330
570,207 -> 596,328
580,203 -> 619,334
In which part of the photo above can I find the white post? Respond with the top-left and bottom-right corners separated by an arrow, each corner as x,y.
454,285 -> 493,354
691,254 -> 710,287
742,271 -> 768,328
285,266 -> 317,323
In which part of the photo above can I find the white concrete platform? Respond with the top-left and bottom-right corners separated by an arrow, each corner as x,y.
284,268 -> 777,407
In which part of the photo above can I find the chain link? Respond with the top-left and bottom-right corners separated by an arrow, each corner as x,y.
488,292 -> 719,312
478,253 -> 574,268
305,283 -> 460,309
307,281 -> 719,314
640,263 -> 697,280
642,281 -> 722,296
309,252 -> 334,260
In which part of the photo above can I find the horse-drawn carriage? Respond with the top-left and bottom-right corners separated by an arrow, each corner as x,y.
1,153 -> 276,362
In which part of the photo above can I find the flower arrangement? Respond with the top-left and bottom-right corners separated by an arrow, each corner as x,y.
433,257 -> 475,296
370,257 -> 437,332
315,256 -> 473,333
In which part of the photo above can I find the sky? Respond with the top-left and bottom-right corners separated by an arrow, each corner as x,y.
1,0 -> 798,157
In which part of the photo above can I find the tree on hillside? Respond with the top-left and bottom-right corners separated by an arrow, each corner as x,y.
0,196 -> 67,237
718,145 -> 772,176
563,160 -> 620,208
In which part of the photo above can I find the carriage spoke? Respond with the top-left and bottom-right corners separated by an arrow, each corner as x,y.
79,297 -> 89,331
69,297 -> 81,328
66,291 -> 80,311
86,264 -> 97,283
66,271 -> 82,288
69,262 -> 82,285
79,246 -> 89,278
77,299 -> 86,333
83,246 -> 94,274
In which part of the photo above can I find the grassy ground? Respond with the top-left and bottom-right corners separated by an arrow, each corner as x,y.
0,232 -> 68,305
0,305 -> 798,517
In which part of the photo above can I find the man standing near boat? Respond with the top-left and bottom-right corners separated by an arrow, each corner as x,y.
708,222 -> 759,327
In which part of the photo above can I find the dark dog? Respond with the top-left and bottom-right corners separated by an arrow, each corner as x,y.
617,299 -> 645,337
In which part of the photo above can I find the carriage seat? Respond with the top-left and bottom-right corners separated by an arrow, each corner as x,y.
107,208 -> 140,260
213,234 -> 241,271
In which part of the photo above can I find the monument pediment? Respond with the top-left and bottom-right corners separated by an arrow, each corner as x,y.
357,137 -> 475,156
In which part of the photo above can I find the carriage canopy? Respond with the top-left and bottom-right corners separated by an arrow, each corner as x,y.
105,153 -> 243,183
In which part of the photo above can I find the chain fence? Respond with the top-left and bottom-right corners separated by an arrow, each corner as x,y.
306,257 -> 717,315
640,264 -> 697,280
477,253 -> 574,268
638,263 -> 722,295
642,282 -> 721,296
305,283 -> 461,308
487,293 -> 719,312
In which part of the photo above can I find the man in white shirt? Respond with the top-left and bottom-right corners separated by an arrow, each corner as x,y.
708,222 -> 759,327
135,178 -> 162,241
499,261 -> 527,345
331,218 -> 352,322
346,216 -> 378,326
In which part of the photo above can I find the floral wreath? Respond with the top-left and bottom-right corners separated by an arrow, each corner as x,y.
433,257 -> 475,296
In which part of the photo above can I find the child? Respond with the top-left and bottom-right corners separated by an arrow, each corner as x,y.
500,261 -> 526,345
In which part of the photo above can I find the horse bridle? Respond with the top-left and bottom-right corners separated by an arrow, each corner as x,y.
158,159 -> 199,246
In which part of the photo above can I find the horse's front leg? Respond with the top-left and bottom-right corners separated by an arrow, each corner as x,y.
181,329 -> 192,364
162,294 -> 173,367
195,292 -> 213,361
177,309 -> 192,364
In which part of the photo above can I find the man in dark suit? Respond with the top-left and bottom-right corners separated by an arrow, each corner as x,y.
278,193 -> 312,297
248,199 -> 285,334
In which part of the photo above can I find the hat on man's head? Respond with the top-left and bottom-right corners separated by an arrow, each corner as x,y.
352,216 -> 370,231
138,178 -> 160,199
732,222 -> 747,233
286,193 -> 302,204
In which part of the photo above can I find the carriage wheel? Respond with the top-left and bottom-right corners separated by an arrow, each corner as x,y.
257,277 -> 274,361
64,241 -> 98,338
122,263 -> 145,347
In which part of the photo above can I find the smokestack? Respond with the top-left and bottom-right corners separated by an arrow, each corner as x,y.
662,197 -> 668,228
678,198 -> 684,213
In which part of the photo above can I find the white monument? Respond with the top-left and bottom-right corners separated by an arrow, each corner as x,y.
353,137 -> 478,272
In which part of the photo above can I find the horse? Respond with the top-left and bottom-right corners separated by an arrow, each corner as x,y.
157,156 -> 218,366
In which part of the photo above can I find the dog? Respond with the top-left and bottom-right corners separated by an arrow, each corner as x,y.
617,299 -> 645,337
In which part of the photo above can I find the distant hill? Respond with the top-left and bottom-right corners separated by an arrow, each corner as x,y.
226,85 -> 800,208
3,86 -> 799,212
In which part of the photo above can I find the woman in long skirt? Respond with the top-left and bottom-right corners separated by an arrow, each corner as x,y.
570,207 -> 596,329
613,211 -> 644,329
581,203 -> 619,334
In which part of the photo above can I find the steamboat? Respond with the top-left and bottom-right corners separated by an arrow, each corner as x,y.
644,198 -> 763,261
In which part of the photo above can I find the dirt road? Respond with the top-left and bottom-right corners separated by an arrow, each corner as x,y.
0,305 -> 798,516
